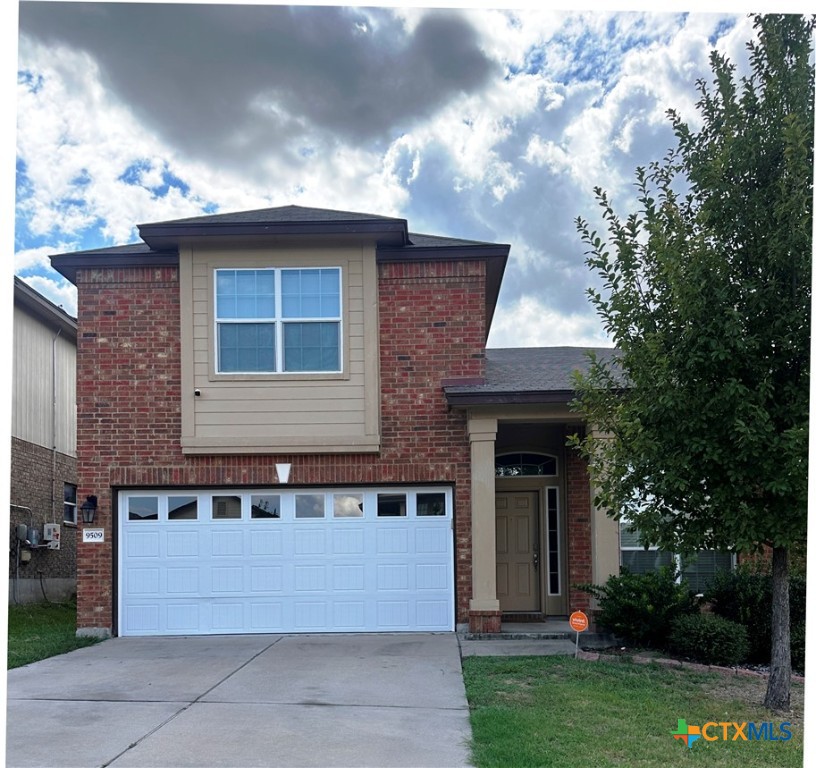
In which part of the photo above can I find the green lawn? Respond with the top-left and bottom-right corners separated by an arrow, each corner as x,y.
462,656 -> 804,768
7,603 -> 103,669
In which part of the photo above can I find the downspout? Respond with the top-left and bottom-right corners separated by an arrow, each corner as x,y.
51,327 -> 62,523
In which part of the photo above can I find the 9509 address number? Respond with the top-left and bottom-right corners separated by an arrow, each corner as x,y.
82,528 -> 105,543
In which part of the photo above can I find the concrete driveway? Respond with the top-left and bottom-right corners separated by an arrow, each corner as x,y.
6,633 -> 472,768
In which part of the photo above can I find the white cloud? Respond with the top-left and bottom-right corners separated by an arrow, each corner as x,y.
488,295 -> 610,348
19,275 -> 77,318
13,246 -> 59,273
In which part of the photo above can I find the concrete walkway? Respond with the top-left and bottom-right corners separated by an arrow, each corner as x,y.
6,634 -> 472,768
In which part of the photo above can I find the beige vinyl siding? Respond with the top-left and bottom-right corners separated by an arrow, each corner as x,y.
180,243 -> 380,454
12,306 -> 77,456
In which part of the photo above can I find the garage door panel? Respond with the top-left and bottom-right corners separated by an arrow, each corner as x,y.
416,600 -> 450,628
294,601 -> 328,629
377,527 -> 408,553
333,564 -> 366,590
166,603 -> 201,632
127,568 -> 160,595
331,527 -> 365,554
416,563 -> 448,590
120,487 -> 453,636
212,566 -> 245,593
294,564 -> 327,592
212,530 -> 244,556
212,603 -> 244,631
294,528 -> 326,554
166,531 -> 199,557
377,601 -> 409,628
250,602 -> 283,630
251,565 -> 283,592
333,601 -> 366,628
127,531 -> 160,557
125,604 -> 159,633
250,529 -> 282,556
166,567 -> 199,594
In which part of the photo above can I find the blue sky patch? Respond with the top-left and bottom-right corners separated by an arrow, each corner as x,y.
18,69 -> 44,93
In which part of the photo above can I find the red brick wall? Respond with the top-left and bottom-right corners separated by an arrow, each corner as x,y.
565,443 -> 592,612
74,259 -> 486,632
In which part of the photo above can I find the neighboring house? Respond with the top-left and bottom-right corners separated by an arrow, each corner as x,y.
50,205 -> 626,638
9,277 -> 78,604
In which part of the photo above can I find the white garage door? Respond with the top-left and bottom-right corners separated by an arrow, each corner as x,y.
118,487 -> 454,636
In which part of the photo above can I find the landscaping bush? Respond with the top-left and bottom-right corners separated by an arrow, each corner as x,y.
578,565 -> 698,648
668,613 -> 749,666
791,623 -> 806,676
706,563 -> 806,664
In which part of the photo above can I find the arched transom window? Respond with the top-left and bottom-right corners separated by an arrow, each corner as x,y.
495,452 -> 557,477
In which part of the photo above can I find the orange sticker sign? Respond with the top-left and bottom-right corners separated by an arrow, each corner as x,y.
569,610 -> 589,633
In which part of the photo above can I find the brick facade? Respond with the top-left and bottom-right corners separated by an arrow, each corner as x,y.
74,260 -> 487,632
566,445 -> 592,613
9,436 -> 78,599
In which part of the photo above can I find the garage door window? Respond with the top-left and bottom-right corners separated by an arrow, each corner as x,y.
251,494 -> 281,519
417,493 -> 446,516
213,495 -> 242,519
169,496 -> 198,520
333,493 -> 363,517
295,493 -> 325,518
129,496 -> 158,521
377,493 -> 406,517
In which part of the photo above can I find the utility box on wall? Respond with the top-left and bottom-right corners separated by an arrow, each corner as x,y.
43,523 -> 61,550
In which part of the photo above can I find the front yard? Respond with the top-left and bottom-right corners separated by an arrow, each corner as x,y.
462,656 -> 804,768
7,602 -> 102,669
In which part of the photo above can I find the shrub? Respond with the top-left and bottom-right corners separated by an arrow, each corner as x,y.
669,613 -> 749,666
791,623 -> 806,675
578,565 -> 698,648
706,563 -> 806,664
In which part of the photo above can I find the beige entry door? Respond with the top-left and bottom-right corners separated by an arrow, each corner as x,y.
495,492 -> 539,612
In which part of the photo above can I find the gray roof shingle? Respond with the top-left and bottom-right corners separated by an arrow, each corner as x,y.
444,346 -> 620,403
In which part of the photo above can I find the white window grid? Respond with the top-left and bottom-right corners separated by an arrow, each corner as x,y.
214,267 -> 343,374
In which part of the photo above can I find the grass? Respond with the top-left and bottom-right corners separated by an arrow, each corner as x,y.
7,602 -> 103,669
462,656 -> 804,768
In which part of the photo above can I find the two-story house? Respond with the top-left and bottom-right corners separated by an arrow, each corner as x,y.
50,206 -> 620,637
10,277 -> 78,604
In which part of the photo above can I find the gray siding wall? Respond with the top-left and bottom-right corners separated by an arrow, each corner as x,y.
12,305 -> 77,456
180,242 -> 381,453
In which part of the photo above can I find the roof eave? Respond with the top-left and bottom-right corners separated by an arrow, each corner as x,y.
139,219 -> 410,250
50,251 -> 179,285
444,389 -> 576,407
14,277 -> 77,338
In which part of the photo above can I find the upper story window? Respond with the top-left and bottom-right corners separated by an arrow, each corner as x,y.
215,267 -> 341,374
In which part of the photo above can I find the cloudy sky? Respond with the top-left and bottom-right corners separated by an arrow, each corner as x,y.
11,1 -> 796,347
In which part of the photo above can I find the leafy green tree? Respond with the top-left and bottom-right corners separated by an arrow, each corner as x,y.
572,14 -> 812,711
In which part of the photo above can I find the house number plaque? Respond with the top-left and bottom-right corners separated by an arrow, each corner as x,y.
82,529 -> 105,543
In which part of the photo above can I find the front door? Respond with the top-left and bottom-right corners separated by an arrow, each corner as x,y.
495,491 -> 539,612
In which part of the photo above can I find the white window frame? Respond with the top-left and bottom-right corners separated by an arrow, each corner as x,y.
214,266 -> 343,375
63,482 -> 77,525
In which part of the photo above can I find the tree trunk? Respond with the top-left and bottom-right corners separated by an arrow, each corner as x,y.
763,545 -> 791,711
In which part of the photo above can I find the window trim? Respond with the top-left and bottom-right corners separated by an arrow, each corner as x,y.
213,266 -> 343,376
63,482 -> 77,526
619,519 -> 735,590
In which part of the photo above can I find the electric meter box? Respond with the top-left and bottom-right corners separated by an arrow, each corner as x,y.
43,523 -> 61,550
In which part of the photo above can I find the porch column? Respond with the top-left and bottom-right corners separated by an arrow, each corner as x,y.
468,415 -> 501,633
